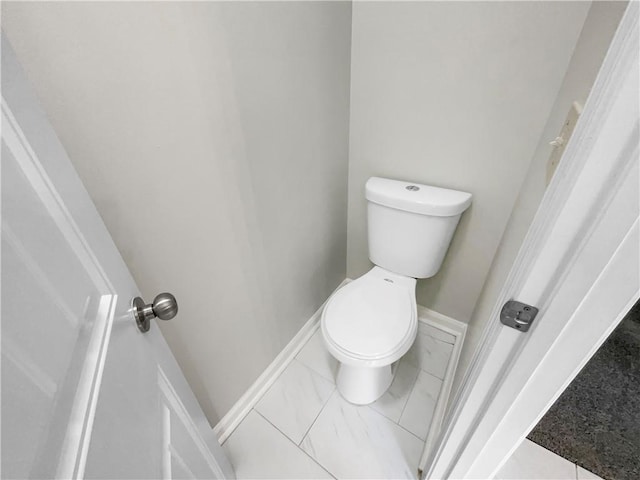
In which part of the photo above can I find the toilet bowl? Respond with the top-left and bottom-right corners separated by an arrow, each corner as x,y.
321,267 -> 417,405
320,176 -> 472,405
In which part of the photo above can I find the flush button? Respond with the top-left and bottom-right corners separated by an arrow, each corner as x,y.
406,185 -> 420,191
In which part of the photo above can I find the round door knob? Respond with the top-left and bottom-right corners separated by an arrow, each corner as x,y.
132,292 -> 178,333
152,293 -> 178,320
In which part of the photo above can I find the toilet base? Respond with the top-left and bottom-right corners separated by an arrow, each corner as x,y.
335,363 -> 394,405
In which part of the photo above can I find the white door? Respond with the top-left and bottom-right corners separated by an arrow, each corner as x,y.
422,3 -> 639,479
1,38 -> 234,480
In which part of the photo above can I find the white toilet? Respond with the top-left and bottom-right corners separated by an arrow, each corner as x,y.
321,177 -> 472,405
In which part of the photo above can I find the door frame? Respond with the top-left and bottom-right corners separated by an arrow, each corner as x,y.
422,3 -> 639,478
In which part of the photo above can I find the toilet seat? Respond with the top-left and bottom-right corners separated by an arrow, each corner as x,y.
322,267 -> 417,367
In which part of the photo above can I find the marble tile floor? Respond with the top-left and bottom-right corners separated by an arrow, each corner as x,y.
221,321 -> 605,480
497,439 -> 605,480
223,323 -> 454,479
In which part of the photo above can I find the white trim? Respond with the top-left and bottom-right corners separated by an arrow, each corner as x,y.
417,305 -> 467,339
213,279 -> 350,444
162,405 -> 172,480
416,307 -> 467,477
2,222 -> 78,328
1,336 -> 58,399
424,3 -> 639,478
56,295 -> 117,480
1,100 -> 113,294
168,445 -> 197,480
159,367 -> 226,479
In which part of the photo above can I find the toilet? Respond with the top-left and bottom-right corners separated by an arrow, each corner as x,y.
321,177 -> 472,405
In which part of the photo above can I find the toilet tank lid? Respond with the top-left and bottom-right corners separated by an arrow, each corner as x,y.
365,177 -> 472,216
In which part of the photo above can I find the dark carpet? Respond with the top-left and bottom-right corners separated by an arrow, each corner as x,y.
528,299 -> 640,480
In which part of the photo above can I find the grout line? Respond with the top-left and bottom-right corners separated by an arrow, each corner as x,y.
396,420 -> 427,443
295,329 -> 339,385
253,409 -> 337,479
418,322 -> 457,346
397,365 -> 422,427
300,449 -> 338,480
253,409 -> 297,444
383,377 -> 431,442
358,395 -> 425,443
370,361 -> 418,426
298,386 -> 337,448
366,398 -> 407,426
394,350 -> 450,442
296,355 -> 337,385
366,406 -> 399,425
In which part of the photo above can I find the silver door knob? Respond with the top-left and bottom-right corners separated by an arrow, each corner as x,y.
133,293 -> 178,332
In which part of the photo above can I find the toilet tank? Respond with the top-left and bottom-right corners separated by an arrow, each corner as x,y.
366,177 -> 472,279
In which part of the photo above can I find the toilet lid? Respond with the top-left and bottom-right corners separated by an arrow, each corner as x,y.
323,276 -> 415,359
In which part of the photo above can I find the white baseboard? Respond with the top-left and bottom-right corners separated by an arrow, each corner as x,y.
416,306 -> 467,475
213,279 -> 349,444
417,305 -> 467,338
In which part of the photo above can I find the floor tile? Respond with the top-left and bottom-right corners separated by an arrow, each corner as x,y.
495,440 -> 577,480
405,328 -> 453,379
577,466 -> 604,480
255,359 -> 334,444
301,391 -> 424,479
421,322 -> 456,345
296,329 -> 338,383
399,370 -> 442,440
223,410 -> 333,479
369,359 -> 420,423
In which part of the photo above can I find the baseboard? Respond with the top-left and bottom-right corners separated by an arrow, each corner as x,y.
417,305 -> 467,338
213,279 -> 349,444
416,305 -> 467,475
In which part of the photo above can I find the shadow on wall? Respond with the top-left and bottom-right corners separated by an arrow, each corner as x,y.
417,203 -> 475,312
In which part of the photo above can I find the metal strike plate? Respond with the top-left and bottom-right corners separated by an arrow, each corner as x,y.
500,300 -> 538,332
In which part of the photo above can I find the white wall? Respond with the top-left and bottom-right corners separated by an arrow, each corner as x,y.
452,1 -> 628,399
347,1 -> 591,322
1,1 -> 352,425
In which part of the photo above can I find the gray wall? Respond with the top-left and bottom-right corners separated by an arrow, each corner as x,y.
2,1 -> 352,425
452,1 -> 628,400
346,1 -> 591,322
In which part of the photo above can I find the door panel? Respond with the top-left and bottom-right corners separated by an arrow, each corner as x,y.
2,114 -> 112,479
159,369 -> 226,479
81,316 -> 161,479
